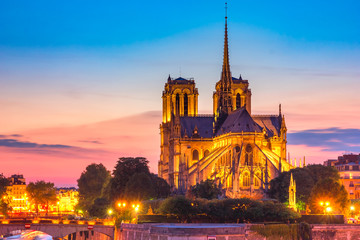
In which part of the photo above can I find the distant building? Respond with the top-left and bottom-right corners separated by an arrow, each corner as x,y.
56,188 -> 79,213
324,154 -> 360,199
5,174 -> 28,212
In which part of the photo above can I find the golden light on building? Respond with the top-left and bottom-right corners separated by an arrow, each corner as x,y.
158,9 -> 294,198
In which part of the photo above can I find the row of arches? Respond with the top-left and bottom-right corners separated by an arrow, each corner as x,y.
192,149 -> 210,162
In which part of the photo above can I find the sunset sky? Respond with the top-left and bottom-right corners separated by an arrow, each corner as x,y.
1,1 -> 360,187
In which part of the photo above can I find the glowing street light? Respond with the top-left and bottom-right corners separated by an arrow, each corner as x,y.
326,207 -> 332,213
319,201 -> 331,214
350,206 -> 355,211
108,209 -> 113,215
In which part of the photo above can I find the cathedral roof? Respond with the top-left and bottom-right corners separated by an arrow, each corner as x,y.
180,116 -> 214,138
170,77 -> 195,85
232,77 -> 248,84
215,108 -> 263,136
253,115 -> 282,137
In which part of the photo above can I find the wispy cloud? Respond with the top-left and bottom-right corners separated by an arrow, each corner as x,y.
288,128 -> 360,152
79,140 -> 103,144
0,138 -> 72,149
0,134 -> 23,138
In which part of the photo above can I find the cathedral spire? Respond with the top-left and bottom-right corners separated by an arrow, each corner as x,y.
221,2 -> 232,88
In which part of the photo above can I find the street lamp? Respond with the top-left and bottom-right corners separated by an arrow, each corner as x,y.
326,207 -> 332,213
108,209 -> 113,216
319,201 -> 331,214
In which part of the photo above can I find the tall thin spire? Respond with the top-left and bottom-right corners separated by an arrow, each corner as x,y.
221,2 -> 232,87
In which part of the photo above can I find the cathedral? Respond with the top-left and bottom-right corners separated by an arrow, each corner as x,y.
158,13 -> 294,198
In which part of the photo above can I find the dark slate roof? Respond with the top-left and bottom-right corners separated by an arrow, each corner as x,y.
253,115 -> 282,137
232,77 -> 248,84
215,108 -> 263,136
180,116 -> 214,138
171,77 -> 194,84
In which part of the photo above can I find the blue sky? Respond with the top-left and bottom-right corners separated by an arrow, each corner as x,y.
0,0 -> 360,185
1,1 -> 359,47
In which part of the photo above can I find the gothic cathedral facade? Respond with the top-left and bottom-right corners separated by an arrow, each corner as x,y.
158,15 -> 293,198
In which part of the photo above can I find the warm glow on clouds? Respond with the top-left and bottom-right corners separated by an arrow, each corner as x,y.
0,112 -> 161,186
1,1 -> 359,186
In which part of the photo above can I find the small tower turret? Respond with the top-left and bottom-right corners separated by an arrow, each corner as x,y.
289,173 -> 297,211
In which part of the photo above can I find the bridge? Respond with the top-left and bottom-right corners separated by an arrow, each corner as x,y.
0,220 -> 116,240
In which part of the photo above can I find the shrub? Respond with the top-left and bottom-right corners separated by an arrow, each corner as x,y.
158,196 -> 195,222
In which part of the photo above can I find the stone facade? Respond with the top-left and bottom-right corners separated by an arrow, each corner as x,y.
118,224 -> 360,240
158,16 -> 293,198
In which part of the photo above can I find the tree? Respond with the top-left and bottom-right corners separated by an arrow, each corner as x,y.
124,173 -> 156,201
77,163 -> 111,212
269,164 -> 339,205
27,181 -> 57,215
158,196 -> 195,222
308,177 -> 349,214
0,174 -> 9,216
88,198 -> 111,218
110,157 -> 150,200
151,173 -> 171,199
189,179 -> 221,199
305,164 -> 339,184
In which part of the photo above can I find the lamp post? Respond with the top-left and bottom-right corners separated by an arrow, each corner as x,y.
57,201 -> 60,217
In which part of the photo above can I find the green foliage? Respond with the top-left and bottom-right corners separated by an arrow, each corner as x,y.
0,174 -> 9,216
250,224 -> 299,240
157,197 -> 299,223
158,196 -> 195,222
151,173 -> 171,199
110,157 -> 170,201
308,177 -> 349,214
124,173 -> 156,201
306,164 -> 339,183
251,222 -> 311,240
189,179 -> 221,199
88,198 -> 110,218
269,164 -> 339,204
0,174 -> 9,196
27,180 -> 57,214
77,163 -> 111,213
110,157 -> 150,201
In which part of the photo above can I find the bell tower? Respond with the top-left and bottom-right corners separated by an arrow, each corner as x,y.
162,75 -> 198,123
159,75 -> 198,186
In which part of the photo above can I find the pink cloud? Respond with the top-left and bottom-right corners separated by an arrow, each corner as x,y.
0,111 -> 161,187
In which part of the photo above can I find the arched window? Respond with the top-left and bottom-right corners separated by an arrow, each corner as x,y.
236,93 -> 241,109
175,93 -> 180,115
192,150 -> 199,162
184,93 -> 188,116
244,144 -> 253,166
243,172 -> 250,187
204,150 -> 210,158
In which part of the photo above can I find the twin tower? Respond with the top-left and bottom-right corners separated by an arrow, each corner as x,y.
158,10 -> 291,197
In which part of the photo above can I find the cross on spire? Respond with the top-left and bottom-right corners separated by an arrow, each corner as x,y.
221,2 -> 231,89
